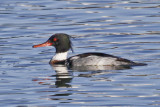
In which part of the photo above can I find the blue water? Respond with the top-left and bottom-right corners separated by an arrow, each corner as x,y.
0,0 -> 160,106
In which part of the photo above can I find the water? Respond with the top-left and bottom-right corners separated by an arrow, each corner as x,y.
0,0 -> 160,106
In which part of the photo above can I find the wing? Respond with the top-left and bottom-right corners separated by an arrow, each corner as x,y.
67,52 -> 138,66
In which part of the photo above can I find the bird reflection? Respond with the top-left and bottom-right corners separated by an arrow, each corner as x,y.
51,65 -> 72,88
33,64 -> 132,88
32,65 -> 73,88
51,64 -> 132,85
32,64 -> 133,102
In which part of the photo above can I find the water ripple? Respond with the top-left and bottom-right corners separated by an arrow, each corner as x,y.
0,0 -> 160,106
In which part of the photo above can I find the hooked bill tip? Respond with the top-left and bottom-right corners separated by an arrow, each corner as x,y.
32,45 -> 38,48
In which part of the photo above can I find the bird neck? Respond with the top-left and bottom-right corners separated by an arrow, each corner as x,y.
52,51 -> 68,61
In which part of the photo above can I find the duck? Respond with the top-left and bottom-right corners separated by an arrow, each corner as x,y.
33,33 -> 146,67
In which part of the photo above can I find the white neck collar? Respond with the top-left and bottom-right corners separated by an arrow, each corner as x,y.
52,51 -> 68,61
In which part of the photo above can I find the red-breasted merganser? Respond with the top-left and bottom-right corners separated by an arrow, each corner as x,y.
33,33 -> 146,67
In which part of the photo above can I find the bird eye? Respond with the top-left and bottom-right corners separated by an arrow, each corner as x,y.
53,38 -> 57,42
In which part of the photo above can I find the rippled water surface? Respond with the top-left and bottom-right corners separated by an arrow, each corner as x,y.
1,0 -> 160,106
